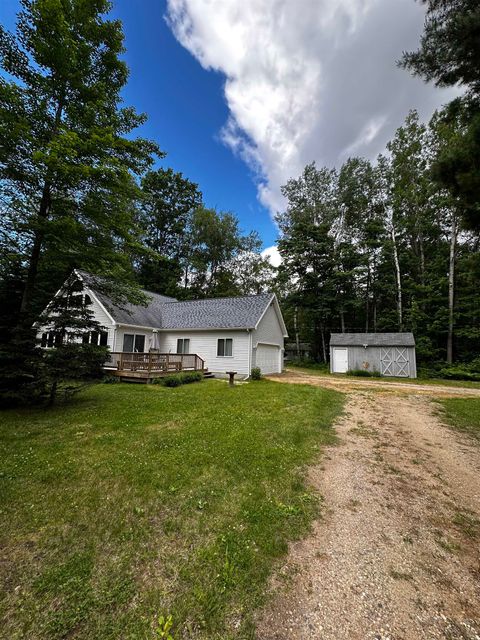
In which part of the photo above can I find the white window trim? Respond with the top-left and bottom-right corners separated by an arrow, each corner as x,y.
217,337 -> 234,357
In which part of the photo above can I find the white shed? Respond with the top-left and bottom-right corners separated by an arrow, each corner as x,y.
330,333 -> 417,378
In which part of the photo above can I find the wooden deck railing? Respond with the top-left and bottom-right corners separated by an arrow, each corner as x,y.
104,352 -> 205,373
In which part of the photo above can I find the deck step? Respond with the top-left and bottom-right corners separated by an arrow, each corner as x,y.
203,370 -> 215,379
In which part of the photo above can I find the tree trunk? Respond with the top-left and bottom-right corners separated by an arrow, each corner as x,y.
293,305 -> 300,358
20,181 -> 51,315
365,261 -> 370,332
391,225 -> 403,330
19,94 -> 65,318
447,214 -> 457,364
48,379 -> 58,407
340,308 -> 345,333
320,323 -> 327,363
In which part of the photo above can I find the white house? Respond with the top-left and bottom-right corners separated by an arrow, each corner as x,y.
39,270 -> 288,378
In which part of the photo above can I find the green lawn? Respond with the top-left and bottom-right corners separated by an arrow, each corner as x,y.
287,364 -> 480,389
440,398 -> 480,441
0,379 -> 342,640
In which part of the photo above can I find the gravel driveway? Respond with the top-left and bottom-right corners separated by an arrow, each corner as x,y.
257,374 -> 480,640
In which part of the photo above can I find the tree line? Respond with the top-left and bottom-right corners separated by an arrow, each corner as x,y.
277,110 -> 479,366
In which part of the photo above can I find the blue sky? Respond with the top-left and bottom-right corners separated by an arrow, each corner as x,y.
1,0 -> 457,261
0,0 -> 276,247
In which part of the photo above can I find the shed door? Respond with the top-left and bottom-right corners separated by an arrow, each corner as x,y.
256,344 -> 281,374
332,347 -> 348,373
380,347 -> 409,377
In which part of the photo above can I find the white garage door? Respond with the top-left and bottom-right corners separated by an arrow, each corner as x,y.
256,344 -> 281,374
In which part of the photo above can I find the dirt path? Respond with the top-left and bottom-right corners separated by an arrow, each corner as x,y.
257,385 -> 480,640
270,369 -> 480,397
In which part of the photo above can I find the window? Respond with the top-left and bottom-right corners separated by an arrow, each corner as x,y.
217,338 -> 233,357
82,331 -> 108,346
177,338 -> 190,354
122,333 -> 145,352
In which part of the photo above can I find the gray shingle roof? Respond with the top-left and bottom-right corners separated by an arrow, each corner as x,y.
77,270 -> 275,330
330,333 -> 415,347
159,294 -> 274,330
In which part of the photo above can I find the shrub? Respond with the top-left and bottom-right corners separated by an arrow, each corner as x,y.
346,369 -> 381,378
437,367 -> 480,382
251,367 -> 262,380
154,370 -> 204,387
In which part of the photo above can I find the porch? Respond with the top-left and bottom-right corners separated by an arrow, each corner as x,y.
104,352 -> 207,382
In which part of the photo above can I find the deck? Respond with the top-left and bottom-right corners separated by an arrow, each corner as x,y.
104,352 -> 206,382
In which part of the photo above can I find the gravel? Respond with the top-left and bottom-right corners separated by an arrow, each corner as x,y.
256,385 -> 480,640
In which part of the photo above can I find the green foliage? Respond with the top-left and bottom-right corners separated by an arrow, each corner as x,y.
0,380 -> 343,638
154,614 -> 174,640
401,0 -> 480,230
154,370 -> 204,387
346,369 -> 382,378
250,367 -> 262,380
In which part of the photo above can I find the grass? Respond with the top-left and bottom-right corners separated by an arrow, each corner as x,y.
286,364 -> 480,388
440,398 -> 480,441
0,379 -> 343,640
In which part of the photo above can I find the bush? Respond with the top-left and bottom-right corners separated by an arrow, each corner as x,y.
437,367 -> 480,382
154,371 -> 204,387
251,367 -> 262,380
346,369 -> 381,378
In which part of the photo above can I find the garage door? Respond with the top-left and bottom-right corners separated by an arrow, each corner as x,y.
380,347 -> 410,377
256,344 -> 281,374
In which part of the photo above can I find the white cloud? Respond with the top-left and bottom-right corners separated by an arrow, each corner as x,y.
166,0 -> 458,218
261,245 -> 282,268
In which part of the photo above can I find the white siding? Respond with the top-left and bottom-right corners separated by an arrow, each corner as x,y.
161,330 -> 251,376
252,302 -> 284,372
85,288 -> 116,349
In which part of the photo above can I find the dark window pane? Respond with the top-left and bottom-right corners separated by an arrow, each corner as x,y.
217,339 -> 224,356
54,333 -> 62,346
41,333 -> 47,347
225,339 -> 233,356
183,339 -> 190,354
134,335 -> 145,352
47,333 -> 54,347
84,294 -> 92,306
123,334 -> 134,352
177,339 -> 183,354
99,332 -> 108,346
82,333 -> 90,344
90,331 -> 98,346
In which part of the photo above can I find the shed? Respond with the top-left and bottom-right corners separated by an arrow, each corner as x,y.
329,333 -> 416,378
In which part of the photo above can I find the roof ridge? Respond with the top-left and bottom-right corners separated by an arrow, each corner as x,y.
163,292 -> 274,305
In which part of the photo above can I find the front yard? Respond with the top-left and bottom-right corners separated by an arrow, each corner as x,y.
0,379 -> 342,640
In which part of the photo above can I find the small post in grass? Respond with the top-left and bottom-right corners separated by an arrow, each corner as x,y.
226,371 -> 237,387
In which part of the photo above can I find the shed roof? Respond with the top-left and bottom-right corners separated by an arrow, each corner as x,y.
76,270 -> 281,332
330,333 -> 415,347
